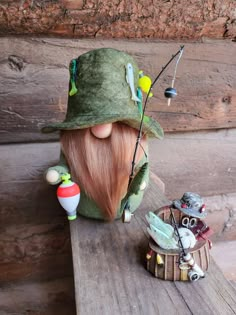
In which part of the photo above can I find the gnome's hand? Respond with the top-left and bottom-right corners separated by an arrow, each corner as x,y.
46,169 -> 60,184
45,165 -> 69,185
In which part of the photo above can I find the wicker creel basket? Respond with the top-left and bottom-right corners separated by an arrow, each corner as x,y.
146,206 -> 210,281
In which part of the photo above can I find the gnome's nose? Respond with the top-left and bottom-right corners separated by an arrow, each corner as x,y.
90,123 -> 113,139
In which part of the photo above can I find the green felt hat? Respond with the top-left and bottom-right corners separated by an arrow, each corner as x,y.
42,48 -> 163,139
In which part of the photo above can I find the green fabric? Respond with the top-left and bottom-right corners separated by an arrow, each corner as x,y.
47,154 -> 149,220
45,153 -> 69,185
42,48 -> 163,139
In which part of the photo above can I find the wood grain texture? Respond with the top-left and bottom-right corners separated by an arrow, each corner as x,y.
0,37 -> 236,144
0,142 -> 74,282
0,0 -> 235,40
0,142 -> 63,225
211,240 -> 236,281
70,181 -> 236,315
150,128 -> 236,198
0,277 -> 76,315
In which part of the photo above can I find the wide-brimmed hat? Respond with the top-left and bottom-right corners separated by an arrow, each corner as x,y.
41,48 -> 163,138
172,192 -> 207,219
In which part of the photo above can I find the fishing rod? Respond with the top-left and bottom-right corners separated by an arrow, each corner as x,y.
170,207 -> 205,281
128,45 -> 185,188
169,208 -> 187,257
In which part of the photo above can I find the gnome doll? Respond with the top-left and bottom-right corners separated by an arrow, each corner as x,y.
42,48 -> 163,221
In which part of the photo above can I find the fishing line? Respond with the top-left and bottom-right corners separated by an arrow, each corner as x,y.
138,142 -> 148,159
141,118 -> 157,139
171,48 -> 183,89
167,48 -> 184,106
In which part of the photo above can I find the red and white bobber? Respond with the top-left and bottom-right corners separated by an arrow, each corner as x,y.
57,173 -> 80,220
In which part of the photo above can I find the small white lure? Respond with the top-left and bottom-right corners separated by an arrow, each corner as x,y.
126,63 -> 141,102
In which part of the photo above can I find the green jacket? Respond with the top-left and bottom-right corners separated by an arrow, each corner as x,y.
47,152 -> 149,220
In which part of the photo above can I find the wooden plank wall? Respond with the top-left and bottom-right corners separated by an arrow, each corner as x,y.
0,37 -> 235,305
0,143 -> 74,283
1,37 -> 235,144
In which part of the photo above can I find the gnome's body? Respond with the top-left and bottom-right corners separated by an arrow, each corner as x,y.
43,48 -> 163,220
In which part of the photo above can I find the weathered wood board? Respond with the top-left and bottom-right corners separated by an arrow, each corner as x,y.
70,181 -> 236,315
0,142 -> 74,283
0,37 -> 235,144
0,277 -> 76,315
150,128 -> 236,199
0,0 -> 235,40
211,240 -> 236,281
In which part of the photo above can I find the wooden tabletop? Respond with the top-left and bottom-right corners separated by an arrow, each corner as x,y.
70,181 -> 236,315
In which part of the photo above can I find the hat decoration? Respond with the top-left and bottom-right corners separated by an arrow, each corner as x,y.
126,63 -> 141,103
138,70 -> 153,97
69,59 -> 78,96
173,192 -> 207,219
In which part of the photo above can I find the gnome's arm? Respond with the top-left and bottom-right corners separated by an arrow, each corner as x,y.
45,152 -> 69,185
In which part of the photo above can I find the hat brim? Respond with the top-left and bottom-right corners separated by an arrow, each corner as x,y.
41,114 -> 164,139
173,200 -> 206,219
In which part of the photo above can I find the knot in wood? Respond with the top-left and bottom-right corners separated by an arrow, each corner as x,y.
222,95 -> 232,104
8,55 -> 25,72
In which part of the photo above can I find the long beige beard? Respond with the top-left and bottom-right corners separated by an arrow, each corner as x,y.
61,123 -> 146,220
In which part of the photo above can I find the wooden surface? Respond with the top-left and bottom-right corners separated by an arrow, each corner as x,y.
0,37 -> 236,144
0,142 -> 74,283
211,240 -> 236,281
0,277 -> 76,315
150,129 -> 236,199
70,182 -> 236,315
0,0 -> 235,40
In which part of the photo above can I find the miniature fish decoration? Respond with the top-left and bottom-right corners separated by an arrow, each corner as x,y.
146,211 -> 174,237
146,212 -> 197,250
69,59 -> 78,96
126,63 -> 141,102
147,224 -> 178,250
136,87 -> 143,115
